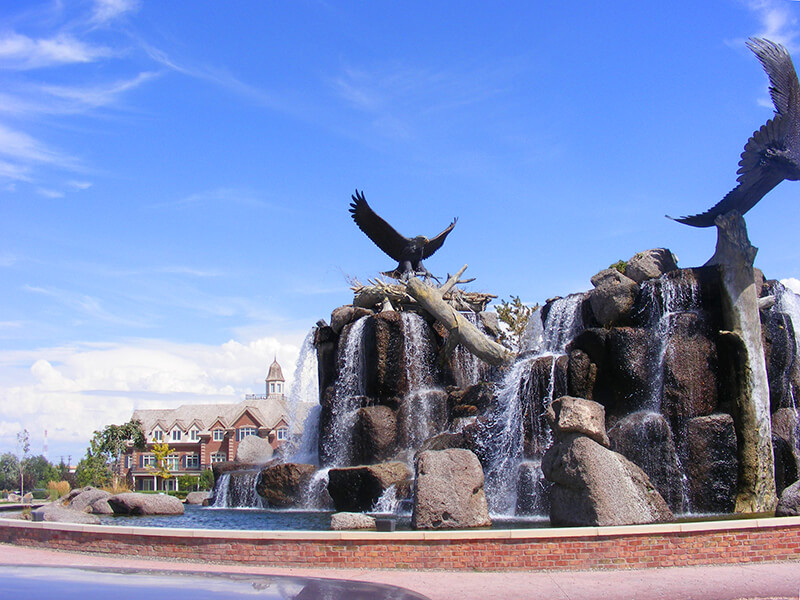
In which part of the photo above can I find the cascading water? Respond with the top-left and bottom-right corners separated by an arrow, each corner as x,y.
211,471 -> 265,508
452,312 -> 483,388
642,272 -> 702,413
286,328 -> 321,465
321,315 -> 368,467
480,294 -> 584,516
399,312 -> 440,450
630,271 -> 702,514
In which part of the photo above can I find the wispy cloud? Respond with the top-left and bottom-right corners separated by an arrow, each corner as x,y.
90,0 -> 140,26
0,32 -> 111,70
152,187 -> 277,211
0,123 -> 78,170
746,0 -> 800,49
23,284 -> 151,328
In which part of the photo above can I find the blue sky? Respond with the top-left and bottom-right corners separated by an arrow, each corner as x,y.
2,0 -> 800,463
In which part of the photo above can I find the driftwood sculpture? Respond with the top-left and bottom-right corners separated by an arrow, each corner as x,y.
673,38 -> 800,227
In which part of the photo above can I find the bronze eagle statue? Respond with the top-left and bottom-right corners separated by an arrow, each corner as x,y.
349,189 -> 457,280
673,38 -> 800,227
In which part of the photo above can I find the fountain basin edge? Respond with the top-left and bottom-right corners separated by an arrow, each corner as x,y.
1,515 -> 799,571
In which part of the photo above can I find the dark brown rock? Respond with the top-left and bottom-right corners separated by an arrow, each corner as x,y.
256,462 -> 317,508
327,462 -> 411,513
608,411 -> 684,513
363,313 -> 408,399
397,389 -> 449,449
686,414 -> 738,514
567,349 -> 597,400
520,354 -> 568,456
773,434 -> 798,497
355,405 -> 398,464
542,434 -> 673,527
661,312 -> 719,428
412,449 -> 491,529
330,305 -> 374,335
777,480 -> 800,516
606,327 -> 655,413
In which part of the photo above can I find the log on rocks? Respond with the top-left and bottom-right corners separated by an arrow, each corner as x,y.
707,211 -> 776,513
405,276 -> 514,367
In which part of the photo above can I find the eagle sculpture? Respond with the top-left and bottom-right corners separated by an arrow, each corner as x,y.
674,38 -> 800,227
349,189 -> 457,280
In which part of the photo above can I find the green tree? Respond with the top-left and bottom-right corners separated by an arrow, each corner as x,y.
496,296 -> 536,351
74,448 -> 112,488
198,468 -> 215,491
90,419 -> 146,488
22,455 -> 59,489
0,452 -> 19,490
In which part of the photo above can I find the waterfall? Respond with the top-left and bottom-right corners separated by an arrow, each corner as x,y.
452,312 -> 483,388
322,316 -> 368,466
300,467 -> 333,510
286,328 -> 321,465
371,484 -> 399,515
641,271 -> 701,412
481,294 -> 584,516
399,312 -> 440,450
775,282 -> 800,410
211,471 -> 265,508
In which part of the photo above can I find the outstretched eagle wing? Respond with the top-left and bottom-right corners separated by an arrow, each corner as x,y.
349,190 -> 408,261
747,37 -> 800,118
673,116 -> 788,227
421,217 -> 458,259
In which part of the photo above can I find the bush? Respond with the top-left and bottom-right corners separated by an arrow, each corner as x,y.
31,488 -> 48,500
47,480 -> 71,501
199,469 -> 214,491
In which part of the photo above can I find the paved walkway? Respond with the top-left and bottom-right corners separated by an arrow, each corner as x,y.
1,543 -> 799,600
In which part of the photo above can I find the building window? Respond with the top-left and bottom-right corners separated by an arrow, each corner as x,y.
137,478 -> 154,491
270,382 -> 276,394
185,454 -> 199,469
211,452 -> 227,463
237,427 -> 258,441
277,383 -> 282,394
152,429 -> 162,441
140,454 -> 156,468
212,429 -> 225,441
171,429 -> 181,442
165,454 -> 179,470
189,428 -> 199,441
276,427 -> 288,441
125,455 -> 132,468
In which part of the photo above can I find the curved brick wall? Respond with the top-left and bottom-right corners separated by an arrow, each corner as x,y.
2,516 -> 799,571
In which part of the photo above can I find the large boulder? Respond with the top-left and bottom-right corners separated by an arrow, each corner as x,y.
773,434 -> 798,497
185,491 -> 211,505
520,355 -> 568,456
777,480 -> 800,516
32,504 -> 101,524
685,414 -> 738,514
330,512 -> 376,530
327,462 -> 411,513
772,408 -> 800,465
546,396 -> 609,447
64,487 -> 111,513
608,411 -> 684,513
235,435 -> 274,464
624,249 -> 678,283
256,462 -> 317,508
412,449 -> 491,529
107,492 -> 184,515
542,434 -> 673,527
567,349 -> 597,400
363,313 -> 409,399
588,269 -> 640,327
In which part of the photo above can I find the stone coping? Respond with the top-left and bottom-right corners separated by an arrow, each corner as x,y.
2,514 -> 799,541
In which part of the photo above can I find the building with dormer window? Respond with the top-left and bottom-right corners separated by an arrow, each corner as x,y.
122,359 -> 291,491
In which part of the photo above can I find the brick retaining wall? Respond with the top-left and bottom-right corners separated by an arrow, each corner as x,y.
2,517 -> 799,571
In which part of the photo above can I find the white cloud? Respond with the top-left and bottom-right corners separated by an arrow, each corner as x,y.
36,187 -> 65,198
0,333 -> 308,452
91,0 -> 140,25
0,123 -> 78,169
0,32 -> 111,70
68,180 -> 92,190
747,0 -> 800,49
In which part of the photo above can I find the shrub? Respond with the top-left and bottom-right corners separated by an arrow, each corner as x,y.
31,488 -> 48,500
47,480 -> 71,501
